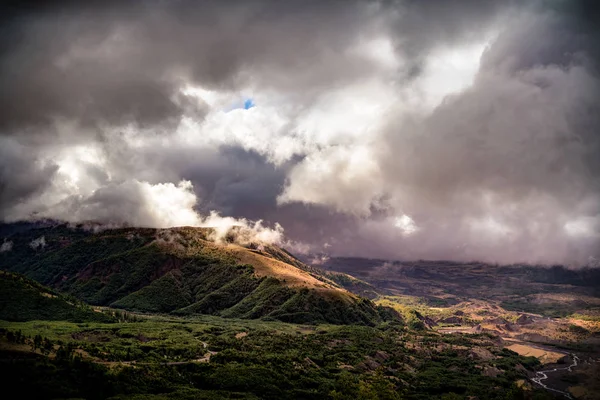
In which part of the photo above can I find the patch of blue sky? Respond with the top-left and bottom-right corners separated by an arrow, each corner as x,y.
243,98 -> 255,109
225,97 -> 255,112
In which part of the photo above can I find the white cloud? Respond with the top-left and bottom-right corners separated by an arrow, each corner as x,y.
278,145 -> 383,215
394,214 -> 418,235
29,236 -> 46,250
415,40 -> 491,109
0,241 -> 13,252
564,216 -> 600,238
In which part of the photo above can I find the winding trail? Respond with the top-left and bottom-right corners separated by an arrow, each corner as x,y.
97,340 -> 217,366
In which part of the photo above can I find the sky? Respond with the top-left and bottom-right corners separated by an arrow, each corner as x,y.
1,0 -> 599,265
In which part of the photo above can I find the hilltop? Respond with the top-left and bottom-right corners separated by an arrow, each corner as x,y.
0,224 -> 392,325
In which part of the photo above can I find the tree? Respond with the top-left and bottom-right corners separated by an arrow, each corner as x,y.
42,338 -> 53,355
32,334 -> 43,351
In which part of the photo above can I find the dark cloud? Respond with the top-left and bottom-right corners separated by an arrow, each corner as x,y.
480,6 -> 598,74
0,137 -> 58,218
1,0 -> 599,265
186,147 -> 287,219
370,1 -> 600,264
0,1 -> 197,131
272,1 -> 600,264
0,0 -> 376,132
388,0 -> 511,62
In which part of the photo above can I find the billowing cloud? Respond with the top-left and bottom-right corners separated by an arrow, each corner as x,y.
1,0 -> 599,265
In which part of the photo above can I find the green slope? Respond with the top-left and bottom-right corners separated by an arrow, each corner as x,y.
0,271 -> 113,322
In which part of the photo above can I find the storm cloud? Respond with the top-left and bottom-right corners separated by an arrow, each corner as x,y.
0,0 -> 599,265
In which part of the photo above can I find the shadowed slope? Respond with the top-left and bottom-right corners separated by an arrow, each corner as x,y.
0,271 -> 113,322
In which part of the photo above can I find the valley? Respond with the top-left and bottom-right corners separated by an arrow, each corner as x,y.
0,312 -> 551,399
0,224 -> 599,399
314,257 -> 600,399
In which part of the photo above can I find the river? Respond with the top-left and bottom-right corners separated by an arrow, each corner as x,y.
531,352 -> 579,399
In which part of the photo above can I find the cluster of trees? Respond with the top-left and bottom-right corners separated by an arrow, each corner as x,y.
2,328 -> 75,359
109,309 -> 140,323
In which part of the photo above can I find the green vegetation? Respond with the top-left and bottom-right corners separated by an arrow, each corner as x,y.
0,226 -> 390,325
0,314 -> 550,400
570,311 -> 600,322
0,224 -> 591,399
0,271 -> 113,323
376,296 -> 454,321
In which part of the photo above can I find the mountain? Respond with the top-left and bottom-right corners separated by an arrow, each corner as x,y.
0,224 -> 394,325
312,256 -> 600,308
0,270 -> 113,322
311,256 -> 600,347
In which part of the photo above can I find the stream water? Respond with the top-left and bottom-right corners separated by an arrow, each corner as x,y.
530,353 -> 579,399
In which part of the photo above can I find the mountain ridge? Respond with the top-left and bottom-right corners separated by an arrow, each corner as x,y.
0,223 -> 395,325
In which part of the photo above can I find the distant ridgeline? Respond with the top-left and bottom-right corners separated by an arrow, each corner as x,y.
315,256 -> 600,295
0,223 -> 397,325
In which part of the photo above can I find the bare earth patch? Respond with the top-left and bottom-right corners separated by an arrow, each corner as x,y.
505,343 -> 565,364
235,332 -> 247,339
226,244 -> 329,288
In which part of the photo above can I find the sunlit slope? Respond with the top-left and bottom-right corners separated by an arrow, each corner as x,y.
0,224 -> 391,325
